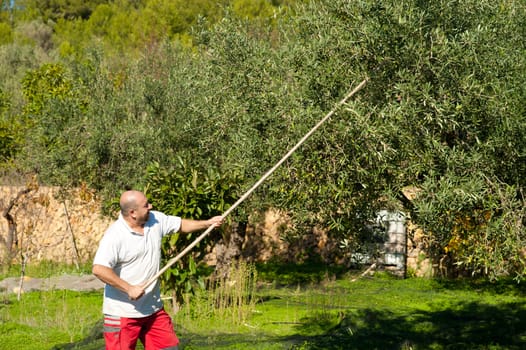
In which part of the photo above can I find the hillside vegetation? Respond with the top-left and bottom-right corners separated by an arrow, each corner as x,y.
0,0 -> 525,281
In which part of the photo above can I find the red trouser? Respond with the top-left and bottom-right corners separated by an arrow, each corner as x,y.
103,308 -> 179,350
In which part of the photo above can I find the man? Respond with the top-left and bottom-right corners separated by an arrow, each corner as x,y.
93,190 -> 223,350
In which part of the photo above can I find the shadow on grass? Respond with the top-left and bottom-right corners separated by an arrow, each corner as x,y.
256,259 -> 349,286
51,320 -> 106,350
434,277 -> 526,296
293,301 -> 526,349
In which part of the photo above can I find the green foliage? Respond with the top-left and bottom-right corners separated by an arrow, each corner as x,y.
0,21 -> 12,44
414,175 -> 526,278
144,159 -> 243,302
0,41 -> 42,108
15,0 -> 109,22
0,116 -> 21,162
2,0 -> 525,281
13,19 -> 53,52
0,88 -> 17,161
145,159 -> 242,219
270,0 -> 526,278
0,86 -> 8,112
48,0 -> 297,59
143,0 -> 227,36
0,41 -> 44,165
21,63 -> 72,115
231,0 -> 275,20
18,62 -> 92,184
354,0 -> 526,278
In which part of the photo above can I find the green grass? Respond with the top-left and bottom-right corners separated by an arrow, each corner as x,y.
173,273 -> 526,350
0,290 -> 103,350
1,264 -> 525,350
0,261 -> 93,280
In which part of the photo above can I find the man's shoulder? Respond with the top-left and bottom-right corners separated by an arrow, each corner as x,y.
147,211 -> 181,234
149,210 -> 180,222
149,210 -> 165,217
103,218 -> 129,238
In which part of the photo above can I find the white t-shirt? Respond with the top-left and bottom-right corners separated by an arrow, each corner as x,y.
93,210 -> 181,318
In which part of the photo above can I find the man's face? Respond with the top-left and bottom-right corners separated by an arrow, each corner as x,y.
134,194 -> 152,225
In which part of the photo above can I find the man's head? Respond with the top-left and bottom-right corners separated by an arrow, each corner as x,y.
120,190 -> 152,226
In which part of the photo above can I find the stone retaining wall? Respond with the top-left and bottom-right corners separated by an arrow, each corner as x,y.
1,185 -> 432,276
0,185 -> 112,266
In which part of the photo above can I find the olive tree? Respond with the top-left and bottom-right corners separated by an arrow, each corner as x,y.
269,0 -> 526,278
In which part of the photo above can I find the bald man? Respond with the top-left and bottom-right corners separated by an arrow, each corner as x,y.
93,190 -> 223,350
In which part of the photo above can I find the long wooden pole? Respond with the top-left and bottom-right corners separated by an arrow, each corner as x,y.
144,78 -> 368,289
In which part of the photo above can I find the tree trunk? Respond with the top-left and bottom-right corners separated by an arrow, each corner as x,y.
214,221 -> 247,279
1,188 -> 31,264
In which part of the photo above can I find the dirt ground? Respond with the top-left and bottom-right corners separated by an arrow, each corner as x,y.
0,274 -> 104,294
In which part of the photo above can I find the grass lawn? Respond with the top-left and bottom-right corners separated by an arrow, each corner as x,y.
174,274 -> 526,350
1,264 -> 525,350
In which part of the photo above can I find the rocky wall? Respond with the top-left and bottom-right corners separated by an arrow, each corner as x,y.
0,185 -> 112,266
1,185 -> 432,277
